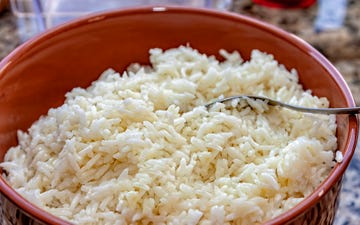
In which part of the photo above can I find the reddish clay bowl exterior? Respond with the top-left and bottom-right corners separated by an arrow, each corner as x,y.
0,6 -> 358,225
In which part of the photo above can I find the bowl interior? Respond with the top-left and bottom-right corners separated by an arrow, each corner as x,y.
0,6 -> 358,225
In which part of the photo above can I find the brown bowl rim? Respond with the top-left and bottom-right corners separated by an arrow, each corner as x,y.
0,6 -> 358,225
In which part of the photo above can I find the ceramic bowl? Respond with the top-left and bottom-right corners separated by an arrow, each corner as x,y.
0,6 -> 358,225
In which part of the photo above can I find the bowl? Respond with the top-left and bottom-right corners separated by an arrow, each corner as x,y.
0,6 -> 358,225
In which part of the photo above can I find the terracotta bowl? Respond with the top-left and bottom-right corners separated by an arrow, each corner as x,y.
0,6 -> 358,225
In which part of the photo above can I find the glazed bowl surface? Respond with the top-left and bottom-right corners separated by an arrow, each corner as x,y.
0,6 -> 358,225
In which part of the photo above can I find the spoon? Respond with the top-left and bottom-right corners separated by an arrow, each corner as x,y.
204,95 -> 360,115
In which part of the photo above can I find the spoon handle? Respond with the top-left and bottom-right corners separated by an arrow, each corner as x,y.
205,95 -> 360,115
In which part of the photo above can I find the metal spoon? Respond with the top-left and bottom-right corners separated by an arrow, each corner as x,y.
204,95 -> 360,115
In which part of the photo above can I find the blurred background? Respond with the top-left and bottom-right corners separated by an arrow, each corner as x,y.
0,0 -> 359,224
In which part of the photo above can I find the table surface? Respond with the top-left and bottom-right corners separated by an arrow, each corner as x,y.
0,0 -> 359,224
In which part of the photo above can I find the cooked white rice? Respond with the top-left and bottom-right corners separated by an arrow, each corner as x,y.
1,46 -> 339,225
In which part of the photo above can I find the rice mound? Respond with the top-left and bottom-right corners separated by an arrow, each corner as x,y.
1,46 -> 338,225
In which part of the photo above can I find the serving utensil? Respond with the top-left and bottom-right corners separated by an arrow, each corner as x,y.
205,95 -> 360,115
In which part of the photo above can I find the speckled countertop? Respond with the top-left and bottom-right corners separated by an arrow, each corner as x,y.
0,0 -> 359,224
